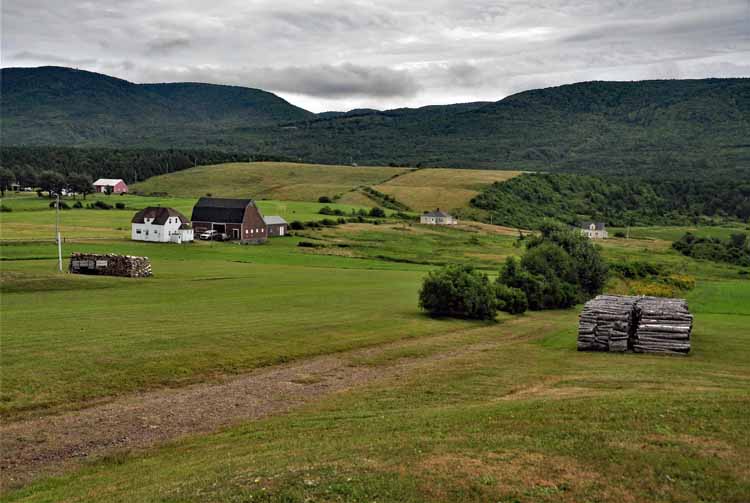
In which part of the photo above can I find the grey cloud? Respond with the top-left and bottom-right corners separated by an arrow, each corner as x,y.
1,0 -> 749,111
146,37 -> 192,54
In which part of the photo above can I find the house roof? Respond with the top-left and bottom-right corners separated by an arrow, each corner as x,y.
93,178 -> 125,186
191,197 -> 255,224
423,209 -> 451,218
580,221 -> 606,230
263,215 -> 287,225
131,207 -> 189,225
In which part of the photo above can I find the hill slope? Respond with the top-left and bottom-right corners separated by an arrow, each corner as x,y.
2,67 -> 748,175
0,66 -> 313,146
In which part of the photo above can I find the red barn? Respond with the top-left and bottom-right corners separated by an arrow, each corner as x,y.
190,197 -> 268,244
93,178 -> 128,194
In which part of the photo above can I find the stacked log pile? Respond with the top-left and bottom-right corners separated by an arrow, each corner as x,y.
577,295 -> 638,352
578,295 -> 692,355
69,252 -> 152,278
633,297 -> 692,355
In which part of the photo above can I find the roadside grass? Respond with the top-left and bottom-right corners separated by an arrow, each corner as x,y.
374,168 -> 522,212
130,162 -> 410,201
6,283 -> 749,502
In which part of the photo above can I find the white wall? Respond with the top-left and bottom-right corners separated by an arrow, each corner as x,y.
132,217 -> 193,243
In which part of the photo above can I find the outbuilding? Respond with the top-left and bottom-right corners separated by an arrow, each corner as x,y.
131,207 -> 194,243
191,197 -> 268,244
264,215 -> 288,237
93,178 -> 128,194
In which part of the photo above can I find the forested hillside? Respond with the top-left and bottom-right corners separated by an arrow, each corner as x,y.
1,66 -> 748,176
471,170 -> 750,228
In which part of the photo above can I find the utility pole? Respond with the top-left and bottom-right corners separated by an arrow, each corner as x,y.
56,193 -> 63,272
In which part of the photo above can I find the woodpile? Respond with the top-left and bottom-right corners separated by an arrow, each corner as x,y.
633,297 -> 692,355
578,295 -> 692,355
69,252 -> 152,278
577,295 -> 638,352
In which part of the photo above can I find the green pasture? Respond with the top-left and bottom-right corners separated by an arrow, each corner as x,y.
0,193 -> 377,240
2,188 -> 750,501
130,161 -> 410,201
6,281 -> 749,502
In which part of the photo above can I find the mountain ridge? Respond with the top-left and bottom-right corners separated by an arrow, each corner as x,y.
2,66 -> 749,175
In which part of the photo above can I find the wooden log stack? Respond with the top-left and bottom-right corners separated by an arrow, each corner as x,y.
577,295 -> 638,352
633,297 -> 692,355
69,252 -> 152,278
578,294 -> 692,355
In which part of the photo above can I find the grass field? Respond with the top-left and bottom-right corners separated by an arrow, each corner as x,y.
374,168 -> 522,212
2,192 -> 749,501
130,162 -> 410,202
0,193 -> 379,240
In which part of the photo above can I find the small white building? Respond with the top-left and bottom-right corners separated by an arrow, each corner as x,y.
131,207 -> 193,243
579,222 -> 608,239
420,209 -> 458,225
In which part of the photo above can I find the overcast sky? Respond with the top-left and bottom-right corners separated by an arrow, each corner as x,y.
2,0 -> 749,112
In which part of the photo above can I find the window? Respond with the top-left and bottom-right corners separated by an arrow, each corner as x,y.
245,229 -> 249,234
136,229 -> 141,234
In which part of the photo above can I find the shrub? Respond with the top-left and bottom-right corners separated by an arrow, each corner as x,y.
115,202 -> 125,209
495,284 -> 528,314
289,220 -> 305,230
93,200 -> 113,210
418,265 -> 497,320
297,241 -> 324,248
49,201 -> 71,210
73,201 -> 83,209
318,196 -> 332,203
614,231 -> 626,238
0,205 -> 11,212
369,207 -> 386,218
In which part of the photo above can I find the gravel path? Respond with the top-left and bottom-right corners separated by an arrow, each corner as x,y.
0,335 -> 497,488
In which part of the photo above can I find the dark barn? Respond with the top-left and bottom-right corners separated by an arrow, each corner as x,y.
191,197 -> 268,244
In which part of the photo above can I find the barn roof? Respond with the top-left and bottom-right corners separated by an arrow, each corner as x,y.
263,215 -> 287,225
131,207 -> 189,225
191,197 -> 254,224
93,178 -> 125,186
580,221 -> 606,230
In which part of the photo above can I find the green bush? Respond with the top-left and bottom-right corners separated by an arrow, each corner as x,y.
318,196 -> 332,203
93,200 -> 113,210
115,202 -> 125,209
369,207 -> 386,218
495,284 -> 528,314
49,201 -> 70,210
289,220 -> 305,230
418,265 -> 497,320
73,200 -> 83,209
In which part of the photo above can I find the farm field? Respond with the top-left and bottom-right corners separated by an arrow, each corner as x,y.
0,193 -> 379,240
374,168 -> 523,212
1,193 -> 749,501
130,161 -> 410,201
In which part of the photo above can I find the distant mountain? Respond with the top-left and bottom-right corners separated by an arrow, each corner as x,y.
1,66 -> 749,175
0,66 -> 313,146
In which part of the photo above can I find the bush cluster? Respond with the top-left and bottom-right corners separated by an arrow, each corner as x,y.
672,232 -> 750,266
418,223 -> 608,319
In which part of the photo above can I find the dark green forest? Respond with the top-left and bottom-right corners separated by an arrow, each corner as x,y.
2,67 -> 748,174
470,170 -> 750,228
672,232 -> 750,266
0,146 -> 291,185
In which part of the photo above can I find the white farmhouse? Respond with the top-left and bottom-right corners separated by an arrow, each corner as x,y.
420,208 -> 458,225
579,221 -> 608,239
131,207 -> 194,243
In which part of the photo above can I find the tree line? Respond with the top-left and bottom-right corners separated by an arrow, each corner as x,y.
0,147 -> 291,194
